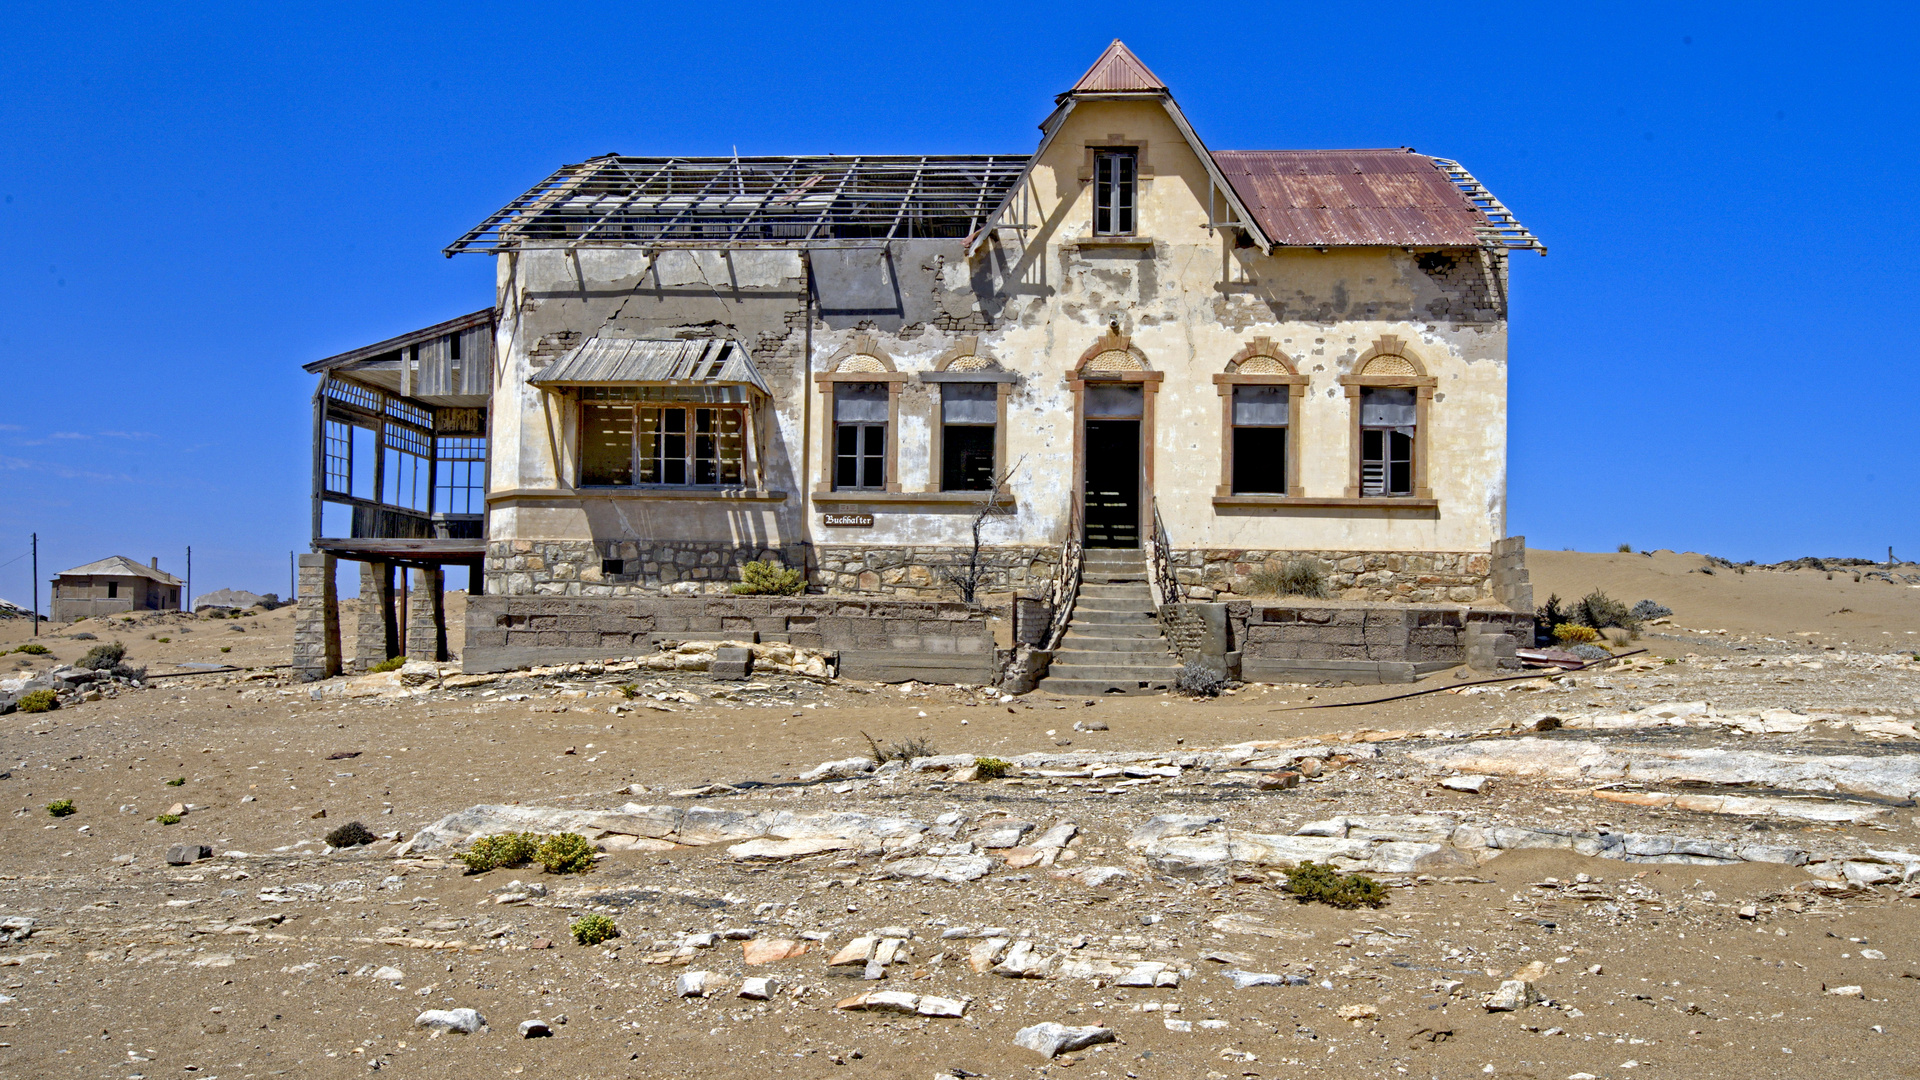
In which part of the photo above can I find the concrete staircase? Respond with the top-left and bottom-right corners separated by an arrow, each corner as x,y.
1037,549 -> 1182,695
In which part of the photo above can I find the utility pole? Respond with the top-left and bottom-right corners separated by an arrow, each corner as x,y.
185,545 -> 192,614
30,533 -> 38,637
290,551 -> 296,600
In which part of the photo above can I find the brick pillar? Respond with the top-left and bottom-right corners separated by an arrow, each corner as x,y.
291,554 -> 341,681
355,561 -> 399,671
406,567 -> 447,663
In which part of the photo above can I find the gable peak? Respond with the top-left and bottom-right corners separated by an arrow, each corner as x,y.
1067,39 -> 1168,95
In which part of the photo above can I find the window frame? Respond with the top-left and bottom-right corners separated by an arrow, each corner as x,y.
1091,148 -> 1138,236
576,398 -> 751,490
1338,338 -> 1436,501
813,334 -> 906,495
1212,344 -> 1307,500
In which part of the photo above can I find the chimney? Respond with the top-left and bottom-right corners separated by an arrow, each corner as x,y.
150,557 -> 159,569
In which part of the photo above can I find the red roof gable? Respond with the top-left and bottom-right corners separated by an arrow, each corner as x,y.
1067,40 -> 1167,94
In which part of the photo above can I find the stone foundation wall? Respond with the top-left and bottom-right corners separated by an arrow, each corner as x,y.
486,540 -> 1059,601
1171,549 -> 1492,604
464,594 -> 997,684
813,545 -> 1057,599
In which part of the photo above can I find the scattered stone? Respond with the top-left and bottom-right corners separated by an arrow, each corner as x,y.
1255,771 -> 1301,791
1439,774 -> 1492,794
1337,1004 -> 1379,1021
518,1019 -> 552,1038
415,1008 -> 485,1034
676,971 -> 719,998
798,757 -> 877,783
166,843 -> 213,865
0,918 -> 35,943
742,938 -> 807,965
1209,913 -> 1310,940
1485,980 -> 1540,1011
372,966 -> 404,982
1222,969 -> 1310,988
738,977 -> 778,1000
1014,1022 -> 1116,1059
1827,984 -> 1865,997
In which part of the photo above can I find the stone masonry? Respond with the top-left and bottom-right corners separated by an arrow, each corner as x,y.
487,540 -> 1058,601
291,553 -> 340,682
1171,549 -> 1493,604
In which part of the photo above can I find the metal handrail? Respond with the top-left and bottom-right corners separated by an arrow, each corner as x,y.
1145,495 -> 1181,608
1043,499 -> 1083,651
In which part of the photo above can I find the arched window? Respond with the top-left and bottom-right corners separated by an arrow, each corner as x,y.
812,334 -> 906,493
920,337 -> 1018,492
1338,336 -> 1436,500
1212,337 -> 1307,499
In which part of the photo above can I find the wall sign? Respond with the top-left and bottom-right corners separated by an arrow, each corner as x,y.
821,513 -> 874,527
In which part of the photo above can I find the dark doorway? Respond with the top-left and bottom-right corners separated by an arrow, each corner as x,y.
1084,419 -> 1140,548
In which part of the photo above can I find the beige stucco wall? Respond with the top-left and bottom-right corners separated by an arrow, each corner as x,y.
482,93 -> 1510,576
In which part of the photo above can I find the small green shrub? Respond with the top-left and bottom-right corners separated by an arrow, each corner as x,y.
78,641 -> 126,671
1572,590 -> 1634,630
1617,543 -> 1633,553
46,799 -> 75,817
156,637 -> 170,644
13,643 -> 49,656
220,646 -> 231,653
1281,860 -> 1387,909
618,683 -> 639,700
732,559 -> 805,596
1553,623 -> 1601,644
537,832 -> 596,874
1245,558 -> 1331,599
155,813 -> 182,826
974,756 -> 1011,780
165,776 -> 186,787
459,832 -> 541,873
17,689 -> 59,713
862,731 -> 935,764
368,655 -> 407,673
325,821 -> 377,848
571,913 -> 618,946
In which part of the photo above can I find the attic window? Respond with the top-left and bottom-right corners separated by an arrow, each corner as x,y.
1093,149 -> 1136,235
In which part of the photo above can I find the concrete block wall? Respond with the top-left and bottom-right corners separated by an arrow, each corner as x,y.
1489,535 -> 1534,614
464,594 -> 997,684
1223,601 -> 1531,684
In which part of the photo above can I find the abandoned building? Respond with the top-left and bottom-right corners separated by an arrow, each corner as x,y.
51,556 -> 183,622
294,40 -> 1542,690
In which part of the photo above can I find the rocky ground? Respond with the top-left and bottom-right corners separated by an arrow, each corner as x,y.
0,554 -> 1917,1079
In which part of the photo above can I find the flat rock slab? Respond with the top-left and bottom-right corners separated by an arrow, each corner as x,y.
416,1008 -> 485,1034
1412,737 -> 1920,801
1015,1022 -> 1116,1058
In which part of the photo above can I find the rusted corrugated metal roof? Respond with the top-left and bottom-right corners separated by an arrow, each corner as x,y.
530,337 -> 769,396
1211,149 -> 1492,248
1067,39 -> 1167,94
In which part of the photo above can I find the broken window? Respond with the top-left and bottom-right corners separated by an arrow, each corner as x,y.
834,383 -> 888,490
1231,385 -> 1289,494
1359,388 -> 1416,497
578,402 -> 744,487
382,423 -> 430,512
940,383 -> 997,491
434,436 -> 487,515
1093,149 -> 1137,235
107,581 -> 117,599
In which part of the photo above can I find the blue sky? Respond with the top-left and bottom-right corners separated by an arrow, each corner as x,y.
3,2 -> 1916,605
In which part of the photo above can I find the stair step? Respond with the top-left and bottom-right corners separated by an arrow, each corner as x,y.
1036,676 -> 1176,695
1063,624 -> 1166,641
1077,582 -> 1154,599
1074,596 -> 1156,614
1067,612 -> 1161,628
1044,660 -> 1183,680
